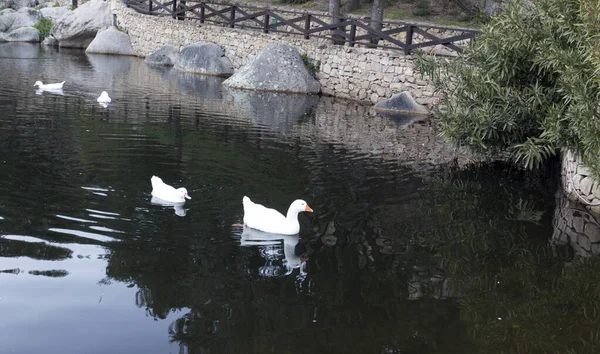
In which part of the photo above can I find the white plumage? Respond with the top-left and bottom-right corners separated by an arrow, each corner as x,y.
97,91 -> 111,104
242,196 -> 313,235
34,81 -> 65,90
150,176 -> 191,204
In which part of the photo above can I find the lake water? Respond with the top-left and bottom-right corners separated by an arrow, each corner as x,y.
1,43 -> 599,354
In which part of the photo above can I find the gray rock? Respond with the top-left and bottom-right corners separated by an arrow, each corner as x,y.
41,34 -> 57,45
580,177 -> 594,196
12,7 -> 40,28
145,44 -> 179,66
173,42 -> 233,76
2,25 -> 39,41
0,7 -> 41,33
0,9 -> 16,32
223,43 -> 320,94
374,91 -> 429,115
85,26 -> 134,56
40,6 -> 68,22
51,0 -> 111,48
584,222 -> 600,243
0,0 -> 36,11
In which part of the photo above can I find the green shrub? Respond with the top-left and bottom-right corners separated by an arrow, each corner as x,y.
33,18 -> 53,41
301,53 -> 320,78
417,0 -> 600,176
412,0 -> 431,16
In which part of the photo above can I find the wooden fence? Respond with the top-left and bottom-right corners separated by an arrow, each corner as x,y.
123,0 -> 480,55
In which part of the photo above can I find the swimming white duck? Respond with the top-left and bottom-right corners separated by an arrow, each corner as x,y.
242,196 -> 313,235
34,81 -> 65,90
150,176 -> 191,204
97,91 -> 111,104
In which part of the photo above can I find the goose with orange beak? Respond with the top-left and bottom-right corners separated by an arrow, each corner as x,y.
242,196 -> 313,235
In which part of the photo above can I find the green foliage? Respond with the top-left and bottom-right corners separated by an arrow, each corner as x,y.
53,2 -> 60,7
416,0 -> 600,178
301,53 -> 320,78
412,0 -> 431,16
33,18 -> 53,41
388,9 -> 407,19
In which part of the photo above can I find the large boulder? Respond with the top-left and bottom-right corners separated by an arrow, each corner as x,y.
223,43 -> 320,94
0,7 -> 41,42
145,44 -> 179,66
0,9 -> 17,32
51,0 -> 111,48
40,6 -> 69,22
85,26 -> 134,56
173,42 -> 233,76
0,26 -> 39,41
0,7 -> 41,33
374,92 -> 429,115
0,0 -> 36,11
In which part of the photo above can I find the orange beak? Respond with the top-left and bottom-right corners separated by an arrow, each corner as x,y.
305,204 -> 313,212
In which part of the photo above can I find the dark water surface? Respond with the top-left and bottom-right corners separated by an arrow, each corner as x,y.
1,43 -> 599,354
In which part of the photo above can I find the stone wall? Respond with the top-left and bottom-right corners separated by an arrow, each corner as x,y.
552,187 -> 600,257
561,149 -> 600,215
109,0 -> 438,106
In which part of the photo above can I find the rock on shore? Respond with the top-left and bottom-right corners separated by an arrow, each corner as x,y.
223,43 -> 320,94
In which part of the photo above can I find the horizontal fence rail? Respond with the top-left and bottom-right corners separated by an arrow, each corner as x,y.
124,0 -> 480,55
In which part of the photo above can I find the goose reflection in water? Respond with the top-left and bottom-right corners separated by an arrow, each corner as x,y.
150,196 -> 189,217
35,88 -> 64,96
240,227 -> 305,276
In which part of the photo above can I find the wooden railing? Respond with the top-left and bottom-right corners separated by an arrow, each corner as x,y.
123,0 -> 480,55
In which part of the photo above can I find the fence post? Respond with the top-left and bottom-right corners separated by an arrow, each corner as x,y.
229,6 -> 235,28
172,0 -> 177,19
405,25 -> 414,55
72,0 -> 77,9
304,14 -> 310,39
349,23 -> 356,47
200,3 -> 205,23
263,13 -> 270,33
177,0 -> 186,20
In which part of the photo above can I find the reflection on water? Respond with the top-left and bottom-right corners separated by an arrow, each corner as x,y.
35,87 -> 64,96
1,43 -> 600,353
223,88 -> 319,133
151,196 -> 189,217
239,226 -> 304,276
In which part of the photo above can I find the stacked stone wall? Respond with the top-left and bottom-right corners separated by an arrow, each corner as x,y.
110,0 -> 439,106
562,149 -> 600,215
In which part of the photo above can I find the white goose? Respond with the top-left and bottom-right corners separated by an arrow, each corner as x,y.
34,81 -> 65,90
242,196 -> 313,235
97,91 -> 111,104
150,176 -> 191,204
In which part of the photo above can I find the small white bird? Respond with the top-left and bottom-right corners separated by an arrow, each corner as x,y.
150,176 -> 191,204
97,91 -> 111,104
34,81 -> 65,90
242,196 -> 313,235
